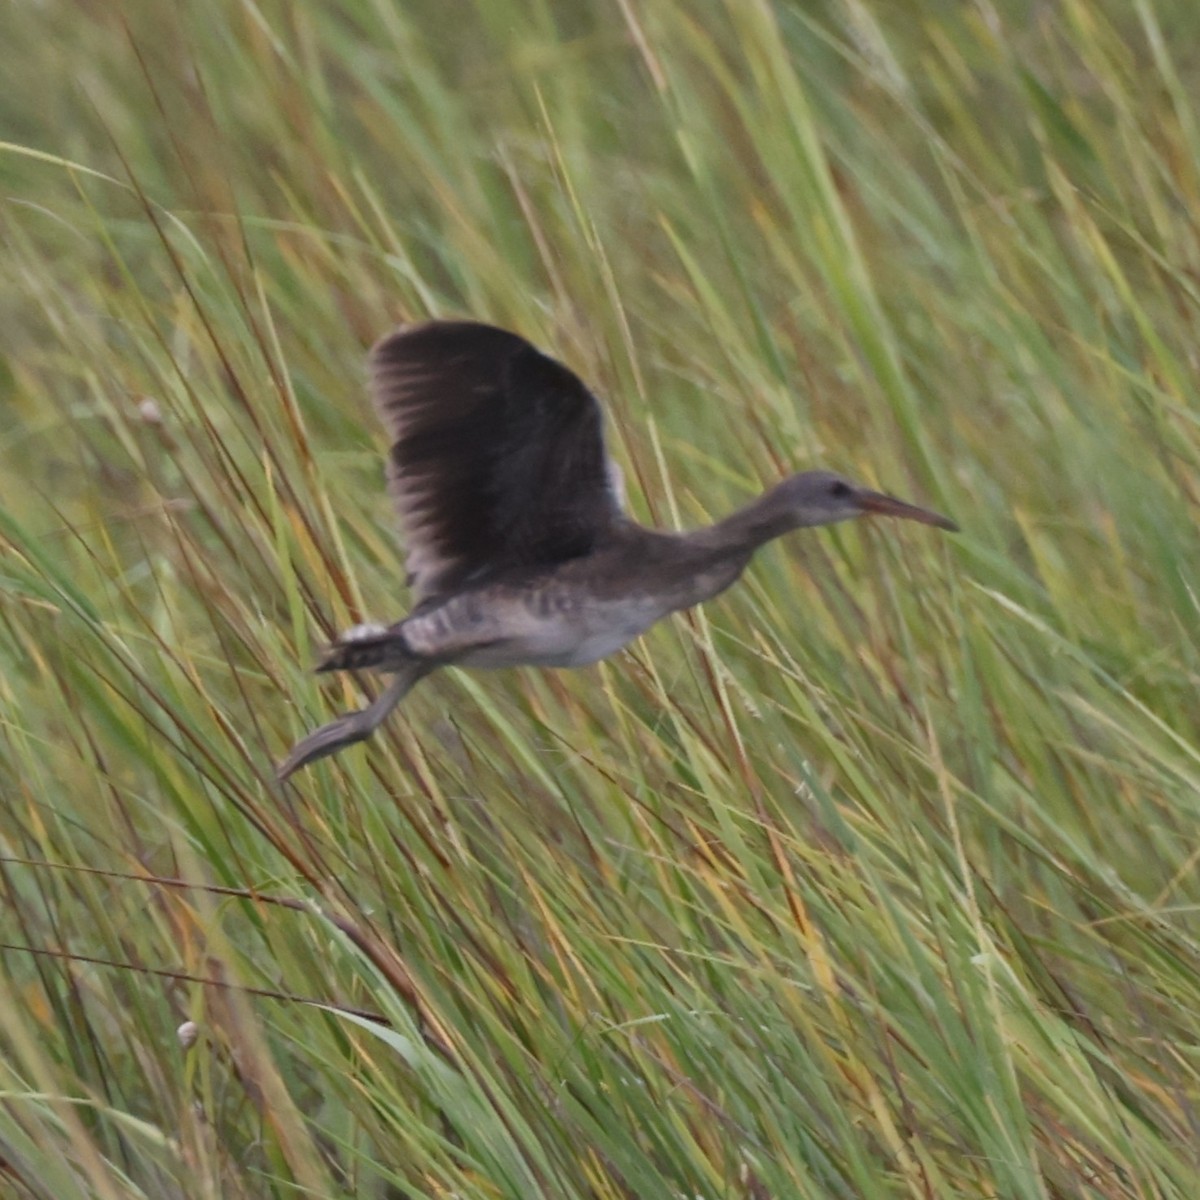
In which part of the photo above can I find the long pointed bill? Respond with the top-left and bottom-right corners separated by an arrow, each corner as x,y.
856,489 -> 959,532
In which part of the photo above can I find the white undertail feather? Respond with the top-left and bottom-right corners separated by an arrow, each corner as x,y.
316,625 -> 406,673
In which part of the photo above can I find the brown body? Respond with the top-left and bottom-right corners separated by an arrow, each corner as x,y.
277,321 -> 956,779
355,529 -> 748,672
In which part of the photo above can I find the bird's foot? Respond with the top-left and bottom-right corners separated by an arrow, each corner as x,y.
276,672 -> 419,781
276,709 -> 376,780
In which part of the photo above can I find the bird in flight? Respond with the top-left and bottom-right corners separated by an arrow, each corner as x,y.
278,320 -> 956,779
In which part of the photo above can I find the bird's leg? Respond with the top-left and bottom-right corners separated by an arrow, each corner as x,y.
276,662 -> 432,781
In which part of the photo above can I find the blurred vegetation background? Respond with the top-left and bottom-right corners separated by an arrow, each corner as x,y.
3,1 -> 1200,1196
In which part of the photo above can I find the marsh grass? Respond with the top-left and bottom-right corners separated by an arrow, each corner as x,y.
3,1 -> 1200,1196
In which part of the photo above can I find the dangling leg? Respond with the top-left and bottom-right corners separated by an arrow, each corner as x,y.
276,660 -> 433,781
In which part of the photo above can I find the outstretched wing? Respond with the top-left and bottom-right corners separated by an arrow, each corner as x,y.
370,320 -> 624,600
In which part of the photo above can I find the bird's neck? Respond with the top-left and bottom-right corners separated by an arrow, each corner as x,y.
604,488 -> 803,613
642,486 -> 799,611
692,484 -> 802,558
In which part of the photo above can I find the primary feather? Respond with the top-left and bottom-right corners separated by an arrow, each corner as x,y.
370,321 -> 625,601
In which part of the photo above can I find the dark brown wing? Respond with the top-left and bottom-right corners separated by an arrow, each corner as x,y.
370,320 -> 624,600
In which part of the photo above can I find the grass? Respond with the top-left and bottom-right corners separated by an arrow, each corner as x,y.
2,0 -> 1200,1195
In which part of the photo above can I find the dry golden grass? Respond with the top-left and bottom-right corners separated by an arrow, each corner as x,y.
2,1 -> 1200,1196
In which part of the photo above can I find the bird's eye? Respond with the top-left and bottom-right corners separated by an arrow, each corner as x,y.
828,480 -> 853,498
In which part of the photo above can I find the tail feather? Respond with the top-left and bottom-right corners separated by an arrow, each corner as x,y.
315,623 -> 408,673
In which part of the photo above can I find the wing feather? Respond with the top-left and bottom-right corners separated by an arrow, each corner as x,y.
369,321 -> 623,600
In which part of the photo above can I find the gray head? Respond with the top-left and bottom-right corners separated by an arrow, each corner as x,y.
773,470 -> 959,531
